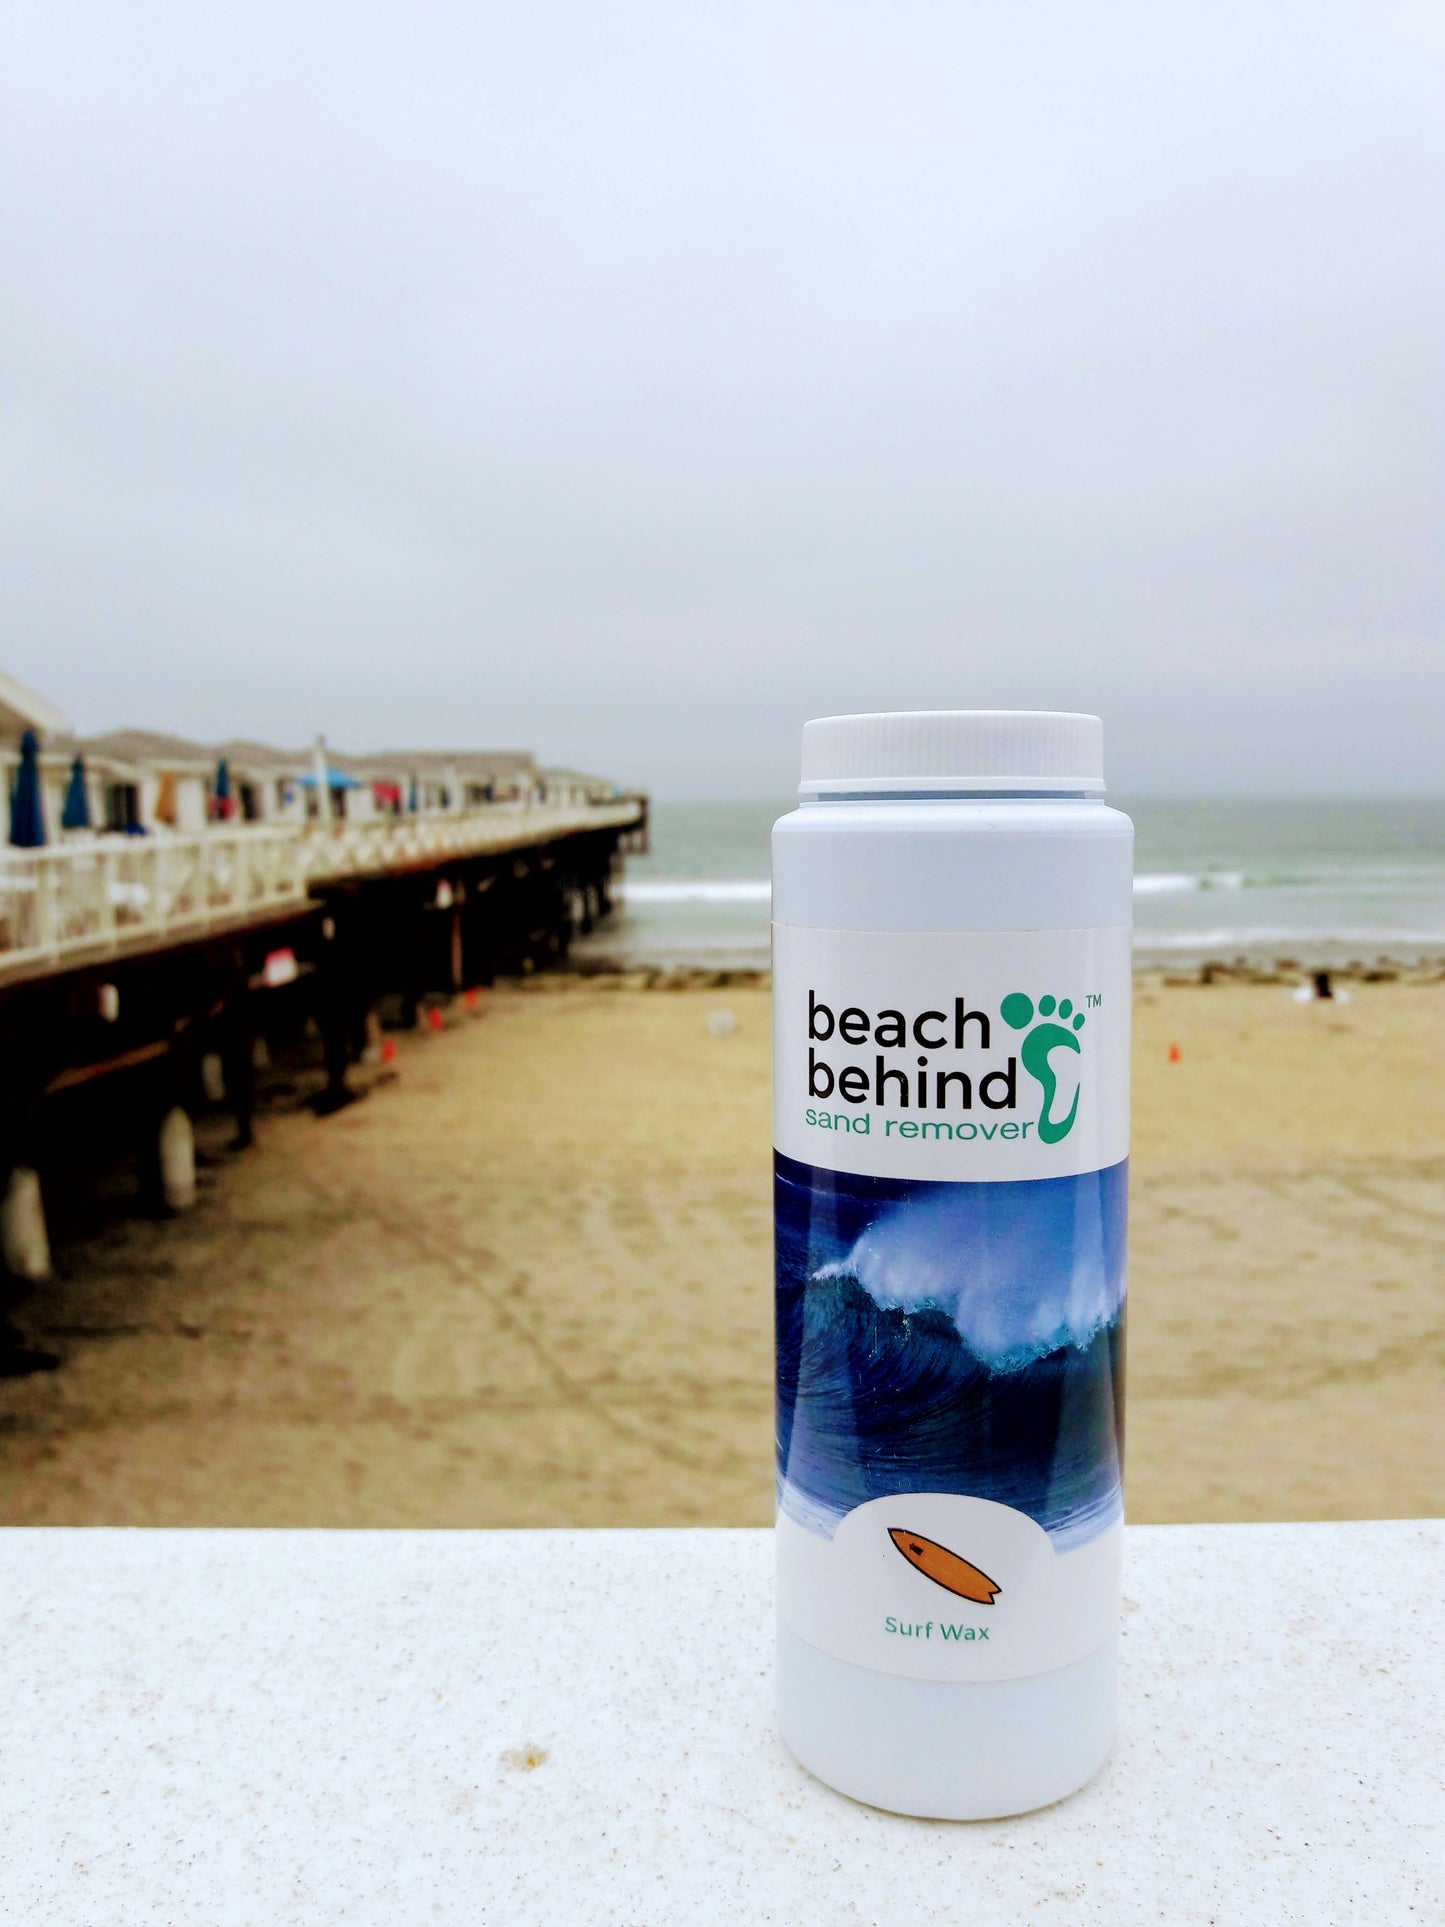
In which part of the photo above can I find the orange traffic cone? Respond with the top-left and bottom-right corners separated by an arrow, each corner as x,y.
1167,1042 -> 1182,1063
427,1006 -> 445,1034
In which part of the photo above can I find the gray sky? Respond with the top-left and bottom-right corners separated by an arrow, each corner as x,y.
4,1 -> 1441,795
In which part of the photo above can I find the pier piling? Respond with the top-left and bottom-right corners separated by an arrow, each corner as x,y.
0,1167 -> 51,1283
156,1106 -> 197,1214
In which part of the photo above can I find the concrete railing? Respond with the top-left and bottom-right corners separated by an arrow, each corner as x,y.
0,828 -> 305,982
0,1523 -> 1436,1917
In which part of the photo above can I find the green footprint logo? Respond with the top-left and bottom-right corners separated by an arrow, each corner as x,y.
1001,992 -> 1086,1144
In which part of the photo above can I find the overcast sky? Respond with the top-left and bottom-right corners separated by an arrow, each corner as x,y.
3,2 -> 1441,795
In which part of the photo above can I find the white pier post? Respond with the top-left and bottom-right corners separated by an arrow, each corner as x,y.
157,1106 -> 197,1213
0,1166 -> 51,1282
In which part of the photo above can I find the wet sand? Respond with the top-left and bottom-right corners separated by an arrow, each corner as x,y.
0,979 -> 1440,1527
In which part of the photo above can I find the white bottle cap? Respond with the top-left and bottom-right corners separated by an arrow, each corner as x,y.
798,710 -> 1104,796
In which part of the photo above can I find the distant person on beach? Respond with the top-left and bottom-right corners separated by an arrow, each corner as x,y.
1293,969 -> 1349,1005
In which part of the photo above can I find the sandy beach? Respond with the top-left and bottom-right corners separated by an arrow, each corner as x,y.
0,976 -> 1440,1528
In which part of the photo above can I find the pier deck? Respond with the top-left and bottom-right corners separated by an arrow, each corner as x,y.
0,800 -> 644,987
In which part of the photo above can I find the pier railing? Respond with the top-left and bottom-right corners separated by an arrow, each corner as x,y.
297,798 -> 643,882
0,829 -> 305,983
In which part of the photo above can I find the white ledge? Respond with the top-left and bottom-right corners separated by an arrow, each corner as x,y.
0,1521 -> 1439,1922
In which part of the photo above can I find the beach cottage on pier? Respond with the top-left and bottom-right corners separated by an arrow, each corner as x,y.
329,749 -> 540,816
1,667 -> 631,862
62,735 -> 544,833
78,730 -> 223,834
538,768 -> 621,807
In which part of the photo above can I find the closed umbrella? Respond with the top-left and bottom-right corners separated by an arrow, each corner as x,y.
212,758 -> 235,822
61,754 -> 92,831
8,729 -> 45,847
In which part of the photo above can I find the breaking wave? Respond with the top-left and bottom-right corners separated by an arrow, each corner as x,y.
1133,870 -> 1245,894
625,870 -> 1257,906
775,1154 -> 1127,1549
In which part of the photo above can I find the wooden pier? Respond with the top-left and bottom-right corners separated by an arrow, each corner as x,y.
0,801 -> 643,989
0,699 -> 645,1333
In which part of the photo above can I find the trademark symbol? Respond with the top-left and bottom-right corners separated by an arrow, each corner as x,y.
1087,993 -> 1103,1007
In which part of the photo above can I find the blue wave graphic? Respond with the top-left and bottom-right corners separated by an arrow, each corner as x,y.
775,1153 -> 1127,1549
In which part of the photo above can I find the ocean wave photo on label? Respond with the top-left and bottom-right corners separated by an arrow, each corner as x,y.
774,1152 -> 1127,1554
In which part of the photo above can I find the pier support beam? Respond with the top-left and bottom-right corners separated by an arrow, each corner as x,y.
217,943 -> 257,1151
140,1018 -> 200,1215
457,869 -> 498,990
448,895 -> 464,995
395,885 -> 430,1029
314,902 -> 364,1114
221,1005 -> 257,1150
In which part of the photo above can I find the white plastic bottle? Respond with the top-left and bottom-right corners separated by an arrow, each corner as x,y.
772,711 -> 1132,1819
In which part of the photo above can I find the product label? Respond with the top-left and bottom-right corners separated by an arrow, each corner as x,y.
773,924 -> 1130,1182
773,924 -> 1129,1681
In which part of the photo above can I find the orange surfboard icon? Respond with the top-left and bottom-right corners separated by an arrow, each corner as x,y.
888,1528 -> 1001,1605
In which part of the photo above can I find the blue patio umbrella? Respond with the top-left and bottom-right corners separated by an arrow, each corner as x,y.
213,757 -> 233,819
407,777 -> 419,812
8,729 -> 46,847
61,754 -> 92,831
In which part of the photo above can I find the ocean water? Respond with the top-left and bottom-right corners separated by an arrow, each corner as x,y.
574,796 -> 1445,971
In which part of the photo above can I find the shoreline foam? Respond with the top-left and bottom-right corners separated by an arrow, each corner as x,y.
552,956 -> 1445,991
